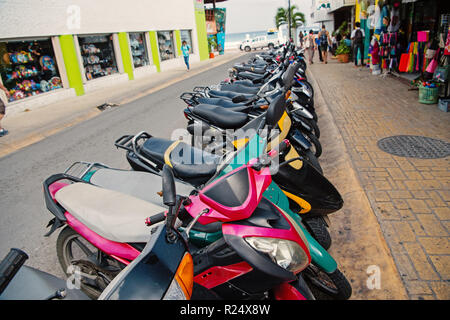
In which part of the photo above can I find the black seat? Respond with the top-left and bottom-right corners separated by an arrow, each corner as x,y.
237,72 -> 266,82
192,104 -> 249,129
219,83 -> 260,95
196,98 -> 250,112
208,89 -> 254,100
233,65 -> 266,74
140,137 -> 220,186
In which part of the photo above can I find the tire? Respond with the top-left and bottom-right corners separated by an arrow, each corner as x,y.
268,43 -> 274,50
304,266 -> 352,300
300,149 -> 322,174
244,46 -> 251,52
56,226 -> 122,299
303,216 -> 331,250
304,131 -> 322,158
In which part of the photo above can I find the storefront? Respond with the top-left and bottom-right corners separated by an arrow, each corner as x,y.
0,38 -> 63,103
0,0 -> 209,114
77,34 -> 118,81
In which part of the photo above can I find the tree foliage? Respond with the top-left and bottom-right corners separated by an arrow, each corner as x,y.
275,5 -> 305,29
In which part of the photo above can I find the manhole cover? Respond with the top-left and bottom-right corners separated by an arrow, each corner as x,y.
377,135 -> 450,159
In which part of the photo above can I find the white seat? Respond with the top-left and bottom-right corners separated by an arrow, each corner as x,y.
90,168 -> 194,205
55,183 -> 165,243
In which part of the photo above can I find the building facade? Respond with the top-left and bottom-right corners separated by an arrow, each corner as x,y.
0,0 -> 209,114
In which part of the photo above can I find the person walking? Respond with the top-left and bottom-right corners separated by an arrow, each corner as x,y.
305,30 -> 316,64
318,24 -> 331,64
298,31 -> 304,48
315,33 -> 323,62
181,40 -> 191,71
0,83 -> 10,137
351,22 -> 365,67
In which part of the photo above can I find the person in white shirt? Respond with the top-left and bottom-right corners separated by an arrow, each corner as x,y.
351,22 -> 366,67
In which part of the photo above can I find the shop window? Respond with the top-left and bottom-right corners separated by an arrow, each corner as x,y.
157,31 -> 175,61
0,38 -> 62,102
78,34 -> 118,81
129,32 -> 150,68
180,30 -> 194,54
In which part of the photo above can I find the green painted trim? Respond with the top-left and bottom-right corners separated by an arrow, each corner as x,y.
59,35 -> 84,96
175,30 -> 182,57
118,32 -> 134,80
194,7 -> 209,61
149,31 -> 161,72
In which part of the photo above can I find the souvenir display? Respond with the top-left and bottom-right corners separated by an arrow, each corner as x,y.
78,35 -> 118,80
129,32 -> 149,68
157,31 -> 175,61
0,39 -> 60,102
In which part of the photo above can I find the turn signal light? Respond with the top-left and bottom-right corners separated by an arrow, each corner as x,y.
175,252 -> 194,299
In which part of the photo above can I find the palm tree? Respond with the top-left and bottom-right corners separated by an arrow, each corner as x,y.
275,5 -> 305,29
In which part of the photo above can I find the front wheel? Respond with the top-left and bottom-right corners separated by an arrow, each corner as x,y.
304,131 -> 322,158
244,46 -> 251,52
300,149 -> 322,174
303,266 -> 352,300
303,216 -> 331,250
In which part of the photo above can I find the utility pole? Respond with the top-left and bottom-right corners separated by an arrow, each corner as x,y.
288,0 -> 291,40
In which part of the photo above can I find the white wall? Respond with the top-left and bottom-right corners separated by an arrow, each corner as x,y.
0,0 -> 197,39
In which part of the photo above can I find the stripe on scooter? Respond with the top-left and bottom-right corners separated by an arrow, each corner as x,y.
281,190 -> 311,214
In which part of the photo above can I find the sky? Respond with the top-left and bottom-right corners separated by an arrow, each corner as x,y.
208,0 -> 314,34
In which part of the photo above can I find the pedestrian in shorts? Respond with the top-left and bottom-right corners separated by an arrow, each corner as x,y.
0,83 -> 10,137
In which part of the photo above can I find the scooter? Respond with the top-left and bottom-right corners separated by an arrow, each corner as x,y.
43,96 -> 349,299
1,180 -> 196,300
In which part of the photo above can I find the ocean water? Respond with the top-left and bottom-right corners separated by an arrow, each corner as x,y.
225,30 -> 278,45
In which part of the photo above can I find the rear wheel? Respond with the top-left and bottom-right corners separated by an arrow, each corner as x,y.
303,266 -> 352,300
303,216 -> 331,250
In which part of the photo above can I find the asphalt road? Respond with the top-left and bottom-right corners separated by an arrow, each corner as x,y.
0,54 -> 250,277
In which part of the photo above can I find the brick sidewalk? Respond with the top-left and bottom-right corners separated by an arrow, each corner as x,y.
310,59 -> 450,299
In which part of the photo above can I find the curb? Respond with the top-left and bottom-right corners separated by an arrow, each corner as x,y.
306,66 -> 409,299
0,52 -> 245,159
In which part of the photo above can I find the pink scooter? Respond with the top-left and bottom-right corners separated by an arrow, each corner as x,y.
43,141 -> 315,300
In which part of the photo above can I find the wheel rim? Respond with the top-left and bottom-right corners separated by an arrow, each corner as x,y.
61,233 -> 122,297
305,265 -> 339,296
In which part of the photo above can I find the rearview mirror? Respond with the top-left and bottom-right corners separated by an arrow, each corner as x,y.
162,165 -> 176,206
265,94 -> 286,128
282,63 -> 301,87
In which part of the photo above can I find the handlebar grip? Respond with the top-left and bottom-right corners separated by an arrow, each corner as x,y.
145,212 -> 166,226
269,139 -> 290,158
0,248 -> 29,295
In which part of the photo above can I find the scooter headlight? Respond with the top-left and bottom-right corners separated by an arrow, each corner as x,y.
245,237 -> 309,273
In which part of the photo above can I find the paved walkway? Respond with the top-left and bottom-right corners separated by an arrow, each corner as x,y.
0,51 -> 244,158
309,58 -> 450,299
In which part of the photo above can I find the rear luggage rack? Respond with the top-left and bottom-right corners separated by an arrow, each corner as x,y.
64,161 -> 109,180
115,132 -> 160,173
180,92 -> 202,106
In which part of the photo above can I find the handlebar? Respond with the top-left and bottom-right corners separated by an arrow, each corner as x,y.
145,211 -> 166,226
0,248 -> 29,295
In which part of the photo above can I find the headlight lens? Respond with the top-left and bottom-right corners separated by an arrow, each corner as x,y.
245,237 -> 309,273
